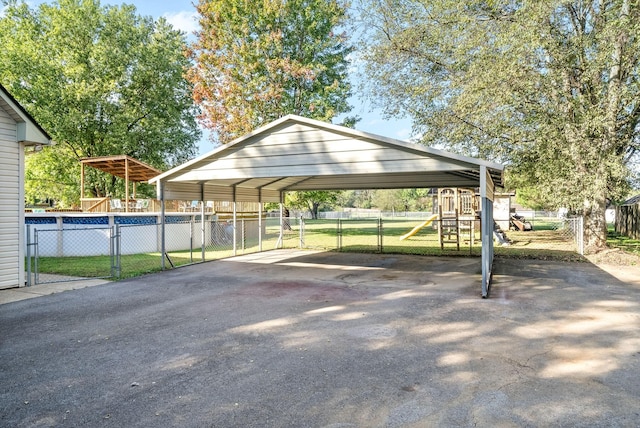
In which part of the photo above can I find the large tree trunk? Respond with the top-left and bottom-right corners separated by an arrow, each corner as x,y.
309,201 -> 320,220
582,178 -> 608,254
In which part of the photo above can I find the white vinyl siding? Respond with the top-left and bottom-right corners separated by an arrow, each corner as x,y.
0,104 -> 21,289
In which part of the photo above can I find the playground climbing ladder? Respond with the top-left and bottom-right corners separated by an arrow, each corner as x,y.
439,208 -> 460,250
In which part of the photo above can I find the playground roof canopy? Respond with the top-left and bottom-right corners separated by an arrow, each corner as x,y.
150,115 -> 504,202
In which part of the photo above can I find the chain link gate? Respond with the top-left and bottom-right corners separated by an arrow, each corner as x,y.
26,225 -> 120,286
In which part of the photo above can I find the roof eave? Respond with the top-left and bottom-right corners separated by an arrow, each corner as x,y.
0,84 -> 52,144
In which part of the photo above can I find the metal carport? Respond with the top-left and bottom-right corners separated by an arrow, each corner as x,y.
150,115 -> 503,297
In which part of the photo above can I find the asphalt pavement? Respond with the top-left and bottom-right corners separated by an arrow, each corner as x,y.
1,250 -> 639,427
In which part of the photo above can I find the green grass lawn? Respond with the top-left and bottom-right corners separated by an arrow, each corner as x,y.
32,255 -> 115,278
606,227 -> 640,256
32,252 -> 207,280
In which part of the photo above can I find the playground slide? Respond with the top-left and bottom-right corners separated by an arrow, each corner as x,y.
399,214 -> 439,241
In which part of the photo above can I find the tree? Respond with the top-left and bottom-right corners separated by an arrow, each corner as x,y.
286,190 -> 340,219
357,0 -> 640,252
400,188 -> 432,211
188,0 -> 355,144
370,189 -> 401,211
190,0 -> 356,216
337,189 -> 375,208
24,145 -> 79,207
0,0 -> 200,206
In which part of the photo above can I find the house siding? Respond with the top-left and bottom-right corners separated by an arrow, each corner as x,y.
0,104 -> 21,289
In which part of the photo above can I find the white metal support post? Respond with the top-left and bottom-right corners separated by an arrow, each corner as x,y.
232,185 -> 237,256
159,181 -> 166,270
480,165 -> 495,298
200,183 -> 205,262
258,189 -> 263,252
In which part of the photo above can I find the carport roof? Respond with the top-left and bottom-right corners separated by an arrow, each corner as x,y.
150,115 -> 504,202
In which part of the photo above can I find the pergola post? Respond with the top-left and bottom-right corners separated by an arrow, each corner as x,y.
80,163 -> 85,199
124,157 -> 129,212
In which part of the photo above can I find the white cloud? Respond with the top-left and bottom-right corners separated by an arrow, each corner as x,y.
163,10 -> 198,35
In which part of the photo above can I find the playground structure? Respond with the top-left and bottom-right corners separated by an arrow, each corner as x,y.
437,188 -> 480,250
400,188 -> 481,250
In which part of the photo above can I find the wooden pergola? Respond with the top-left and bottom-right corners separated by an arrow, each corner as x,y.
80,155 -> 162,212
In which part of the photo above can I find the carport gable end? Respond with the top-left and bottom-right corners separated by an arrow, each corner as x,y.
150,114 -> 503,297
150,115 -> 503,202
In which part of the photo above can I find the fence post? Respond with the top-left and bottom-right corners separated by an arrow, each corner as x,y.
111,225 -> 122,279
117,224 -> 122,278
337,219 -> 342,250
34,228 -> 39,285
110,226 -> 114,277
26,224 -> 32,287
378,218 -> 383,253
299,216 -> 304,248
189,218 -> 194,263
579,216 -> 584,256
201,210 -> 206,262
241,219 -> 245,253
468,219 -> 473,256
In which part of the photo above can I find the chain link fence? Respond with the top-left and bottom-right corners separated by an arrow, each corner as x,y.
298,215 -> 584,258
26,214 -> 583,285
25,217 -> 303,285
301,218 -> 481,256
494,215 -> 584,257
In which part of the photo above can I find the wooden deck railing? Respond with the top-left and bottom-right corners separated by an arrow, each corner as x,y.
82,197 -> 110,212
78,198 -> 263,214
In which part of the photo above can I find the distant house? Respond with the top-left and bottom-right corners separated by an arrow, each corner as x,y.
0,84 -> 51,289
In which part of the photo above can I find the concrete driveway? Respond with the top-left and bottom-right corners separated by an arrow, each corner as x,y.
1,250 -> 639,427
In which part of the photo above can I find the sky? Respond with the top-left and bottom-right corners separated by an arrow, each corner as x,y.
24,0 -> 414,156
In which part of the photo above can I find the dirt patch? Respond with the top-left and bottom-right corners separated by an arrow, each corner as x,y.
583,249 -> 640,286
585,248 -> 640,266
